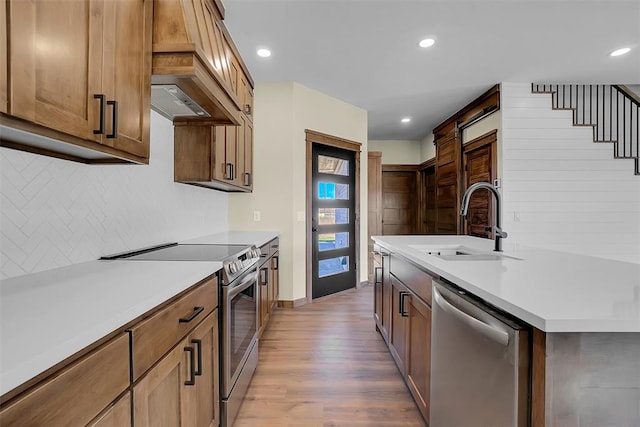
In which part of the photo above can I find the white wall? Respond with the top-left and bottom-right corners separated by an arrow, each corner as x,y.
0,111 -> 229,279
501,82 -> 640,264
368,140 -> 421,164
420,133 -> 435,163
228,82 -> 368,301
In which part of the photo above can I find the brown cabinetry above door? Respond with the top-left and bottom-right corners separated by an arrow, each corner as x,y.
1,0 -> 152,164
174,102 -> 254,192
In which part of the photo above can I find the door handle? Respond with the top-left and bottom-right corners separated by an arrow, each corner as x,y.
312,227 -> 317,232
191,339 -> 202,376
106,100 -> 118,139
433,285 -> 509,346
184,346 -> 196,386
93,94 -> 105,135
399,291 -> 409,317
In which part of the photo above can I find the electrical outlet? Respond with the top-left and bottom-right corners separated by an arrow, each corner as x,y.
513,212 -> 520,222
297,211 -> 305,222
253,210 -> 261,221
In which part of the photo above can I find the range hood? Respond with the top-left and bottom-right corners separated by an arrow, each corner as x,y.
151,0 -> 242,125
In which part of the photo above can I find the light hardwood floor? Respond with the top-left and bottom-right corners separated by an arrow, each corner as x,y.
234,285 -> 426,427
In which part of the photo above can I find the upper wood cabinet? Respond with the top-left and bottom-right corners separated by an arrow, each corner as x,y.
1,0 -> 152,164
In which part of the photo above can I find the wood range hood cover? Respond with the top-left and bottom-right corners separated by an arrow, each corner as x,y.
151,0 -> 245,125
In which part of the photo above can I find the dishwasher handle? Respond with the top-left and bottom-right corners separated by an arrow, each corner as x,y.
433,284 -> 509,346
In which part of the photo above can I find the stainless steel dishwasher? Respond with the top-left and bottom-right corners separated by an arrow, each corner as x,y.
430,280 -> 530,427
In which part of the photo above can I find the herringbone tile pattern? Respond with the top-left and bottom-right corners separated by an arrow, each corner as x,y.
0,112 -> 228,279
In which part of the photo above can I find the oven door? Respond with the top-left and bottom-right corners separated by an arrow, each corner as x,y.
222,267 -> 258,397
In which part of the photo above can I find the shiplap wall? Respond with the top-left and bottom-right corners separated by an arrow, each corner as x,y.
0,111 -> 229,279
501,83 -> 640,264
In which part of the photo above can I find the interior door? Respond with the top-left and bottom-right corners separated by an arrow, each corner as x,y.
462,132 -> 497,238
381,170 -> 417,235
311,144 -> 357,299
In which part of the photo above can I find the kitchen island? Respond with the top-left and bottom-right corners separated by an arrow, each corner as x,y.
373,235 -> 640,427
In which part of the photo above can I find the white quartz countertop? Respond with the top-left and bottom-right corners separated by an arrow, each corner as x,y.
0,259 -> 222,396
0,230 -> 280,396
373,235 -> 640,333
182,230 -> 279,248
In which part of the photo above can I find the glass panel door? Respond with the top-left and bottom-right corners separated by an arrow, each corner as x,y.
312,144 -> 356,298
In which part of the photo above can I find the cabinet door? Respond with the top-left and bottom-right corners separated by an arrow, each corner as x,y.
102,0 -> 151,159
258,265 -> 270,334
243,117 -> 254,190
89,392 -> 132,427
406,294 -> 432,422
269,253 -> 279,311
9,0 -> 103,142
185,311 -> 220,427
133,338 -> 191,426
0,0 -> 7,114
381,253 -> 391,343
389,275 -> 408,375
235,116 -> 245,187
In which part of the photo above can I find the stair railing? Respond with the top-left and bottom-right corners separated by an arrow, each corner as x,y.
532,84 -> 640,174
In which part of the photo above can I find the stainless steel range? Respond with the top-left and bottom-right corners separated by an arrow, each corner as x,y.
103,242 -> 262,427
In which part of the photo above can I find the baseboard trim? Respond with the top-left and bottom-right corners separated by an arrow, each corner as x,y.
277,297 -> 308,309
357,280 -> 369,288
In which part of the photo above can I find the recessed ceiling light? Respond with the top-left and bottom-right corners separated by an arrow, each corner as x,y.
401,117 -> 411,123
610,47 -> 631,57
419,38 -> 435,48
257,48 -> 272,58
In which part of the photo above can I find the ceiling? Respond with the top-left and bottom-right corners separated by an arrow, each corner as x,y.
223,0 -> 640,141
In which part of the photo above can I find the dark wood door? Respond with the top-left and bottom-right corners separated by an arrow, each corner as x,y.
382,170 -> 417,235
367,152 -> 382,282
463,131 -> 497,238
421,165 -> 436,234
311,144 -> 357,299
435,130 -> 461,235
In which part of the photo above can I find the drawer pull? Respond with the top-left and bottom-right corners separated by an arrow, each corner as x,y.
191,339 -> 202,376
184,346 -> 196,386
93,94 -> 105,135
179,306 -> 204,323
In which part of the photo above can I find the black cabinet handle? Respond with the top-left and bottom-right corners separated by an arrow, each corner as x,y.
179,306 -> 204,323
244,172 -> 251,187
93,94 -> 105,135
184,346 -> 196,386
399,292 -> 409,317
106,100 -> 118,139
273,256 -> 279,271
374,267 -> 382,284
226,163 -> 233,180
231,164 -> 235,180
191,339 -> 202,376
260,267 -> 269,285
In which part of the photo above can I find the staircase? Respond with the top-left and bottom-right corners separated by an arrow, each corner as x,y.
531,84 -> 640,175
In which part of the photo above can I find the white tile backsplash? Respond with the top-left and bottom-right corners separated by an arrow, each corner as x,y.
0,111 -> 228,279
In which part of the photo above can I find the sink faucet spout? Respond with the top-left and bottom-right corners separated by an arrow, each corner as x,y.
460,182 -> 507,252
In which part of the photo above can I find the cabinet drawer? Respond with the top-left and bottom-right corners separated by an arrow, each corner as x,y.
0,333 -> 129,426
130,274 -> 218,380
390,254 -> 434,305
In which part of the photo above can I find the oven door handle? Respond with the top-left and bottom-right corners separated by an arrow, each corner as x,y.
227,269 -> 259,299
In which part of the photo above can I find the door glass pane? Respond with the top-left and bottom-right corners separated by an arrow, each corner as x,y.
318,208 -> 349,225
318,155 -> 349,176
318,256 -> 349,278
318,232 -> 349,252
318,182 -> 349,200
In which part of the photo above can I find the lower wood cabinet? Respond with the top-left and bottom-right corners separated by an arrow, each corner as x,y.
258,238 -> 279,336
133,310 -> 219,427
378,252 -> 433,424
0,333 -> 130,426
90,392 -> 132,427
1,274 -> 220,427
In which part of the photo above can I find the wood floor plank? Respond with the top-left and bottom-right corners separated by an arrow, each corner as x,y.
235,285 -> 426,426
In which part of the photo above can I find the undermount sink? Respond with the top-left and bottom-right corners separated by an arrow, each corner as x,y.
408,244 -> 522,261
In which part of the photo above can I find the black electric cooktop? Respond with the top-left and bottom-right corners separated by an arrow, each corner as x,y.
102,243 -> 250,262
